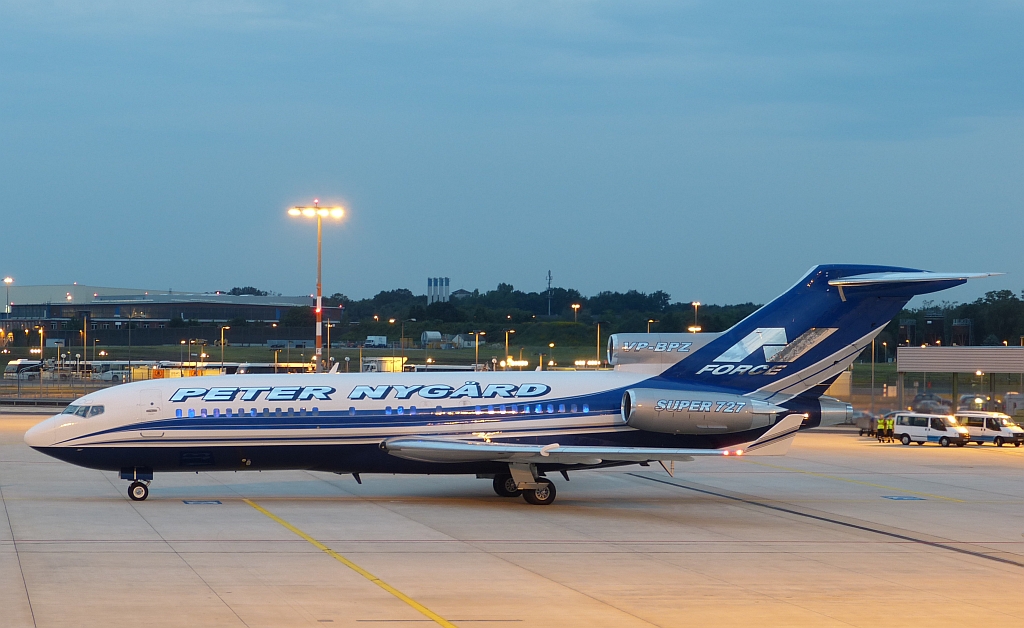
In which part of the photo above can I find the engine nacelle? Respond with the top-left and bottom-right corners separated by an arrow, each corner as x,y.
622,389 -> 783,435
819,396 -> 854,427
780,394 -> 853,429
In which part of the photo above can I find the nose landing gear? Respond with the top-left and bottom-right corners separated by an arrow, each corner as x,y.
120,467 -> 154,502
128,481 -> 150,501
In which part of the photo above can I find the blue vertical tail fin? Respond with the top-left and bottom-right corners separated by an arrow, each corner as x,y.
658,265 -> 997,402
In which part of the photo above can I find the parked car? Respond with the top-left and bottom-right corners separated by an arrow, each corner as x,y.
911,393 -> 952,414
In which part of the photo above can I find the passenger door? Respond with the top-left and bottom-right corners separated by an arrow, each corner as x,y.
140,389 -> 163,417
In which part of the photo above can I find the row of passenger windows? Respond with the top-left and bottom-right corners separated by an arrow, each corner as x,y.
176,407 -> 321,418
174,403 -> 591,419
372,403 -> 589,416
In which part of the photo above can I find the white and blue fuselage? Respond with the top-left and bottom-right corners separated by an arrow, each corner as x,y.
24,265 -> 996,503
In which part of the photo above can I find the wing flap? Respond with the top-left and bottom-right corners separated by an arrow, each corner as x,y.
381,415 -> 804,464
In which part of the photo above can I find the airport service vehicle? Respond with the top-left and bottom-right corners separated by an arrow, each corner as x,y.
894,413 -> 970,446
365,336 -> 387,348
24,265 -> 994,505
853,411 -> 878,436
4,359 -> 42,380
236,362 -> 315,375
955,411 -> 1024,446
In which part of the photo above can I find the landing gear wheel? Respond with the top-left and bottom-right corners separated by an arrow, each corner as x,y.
939,437 -> 950,447
994,437 -> 1004,447
492,474 -> 522,497
901,435 -> 911,446
522,478 -> 556,505
128,481 -> 149,501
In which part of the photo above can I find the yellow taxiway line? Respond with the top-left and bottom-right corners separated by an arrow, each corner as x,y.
244,499 -> 457,628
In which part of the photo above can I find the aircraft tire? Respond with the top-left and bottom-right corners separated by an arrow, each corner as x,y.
493,475 -> 521,497
522,478 -> 555,505
128,481 -> 149,501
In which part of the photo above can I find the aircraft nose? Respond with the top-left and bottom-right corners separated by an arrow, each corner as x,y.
24,417 -> 56,448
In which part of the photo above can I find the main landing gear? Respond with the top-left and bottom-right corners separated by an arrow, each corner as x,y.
121,468 -> 153,501
497,464 -> 558,505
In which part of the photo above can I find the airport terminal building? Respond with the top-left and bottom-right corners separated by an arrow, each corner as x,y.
1,284 -> 315,346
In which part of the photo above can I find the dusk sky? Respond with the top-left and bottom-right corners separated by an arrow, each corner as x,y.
2,1 -> 1022,306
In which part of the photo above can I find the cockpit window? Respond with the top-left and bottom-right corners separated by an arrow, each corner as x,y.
61,404 -> 104,417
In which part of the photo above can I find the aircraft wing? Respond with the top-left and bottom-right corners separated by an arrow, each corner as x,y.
381,414 -> 803,465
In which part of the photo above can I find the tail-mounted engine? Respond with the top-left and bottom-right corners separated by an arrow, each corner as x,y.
622,389 -> 785,435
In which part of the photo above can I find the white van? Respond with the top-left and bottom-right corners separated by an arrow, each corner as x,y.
955,411 -> 1024,447
893,413 -> 970,447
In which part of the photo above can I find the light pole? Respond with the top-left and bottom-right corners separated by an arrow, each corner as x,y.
647,319 -> 657,333
220,326 -> 230,371
180,340 -> 186,365
548,342 -> 555,368
389,318 -> 415,371
870,338 -> 876,416
288,199 -> 345,373
326,319 -> 333,369
504,329 -> 515,369
882,341 -> 888,364
571,303 -> 580,323
37,327 -> 44,394
471,330 -> 486,368
3,276 -> 12,316
691,302 -> 700,330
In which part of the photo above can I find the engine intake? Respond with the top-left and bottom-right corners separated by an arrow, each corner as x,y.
622,389 -> 784,435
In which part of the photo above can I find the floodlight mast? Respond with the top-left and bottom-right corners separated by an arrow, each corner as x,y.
288,199 -> 345,373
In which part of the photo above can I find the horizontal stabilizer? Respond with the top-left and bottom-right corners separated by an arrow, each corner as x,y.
828,272 -> 1001,287
381,414 -> 805,465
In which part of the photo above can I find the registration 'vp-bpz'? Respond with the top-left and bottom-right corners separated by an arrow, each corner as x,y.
169,382 -> 551,403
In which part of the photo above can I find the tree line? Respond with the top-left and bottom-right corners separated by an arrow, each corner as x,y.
231,284 -> 1024,349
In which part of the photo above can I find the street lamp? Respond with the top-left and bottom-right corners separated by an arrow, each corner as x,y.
220,326 -> 230,371
882,341 -> 888,364
180,340 -> 186,365
3,276 -> 11,315
691,302 -> 700,329
571,303 -> 580,323
288,199 -> 345,373
471,330 -> 486,368
389,318 -> 415,370
647,319 -> 657,333
326,320 -> 335,369
504,329 -> 515,369
548,342 -> 555,368
688,325 -> 702,333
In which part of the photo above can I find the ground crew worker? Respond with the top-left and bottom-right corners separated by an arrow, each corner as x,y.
876,417 -> 884,442
885,417 -> 895,442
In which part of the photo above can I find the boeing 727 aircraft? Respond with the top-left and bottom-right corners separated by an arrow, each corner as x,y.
25,265 -> 994,505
